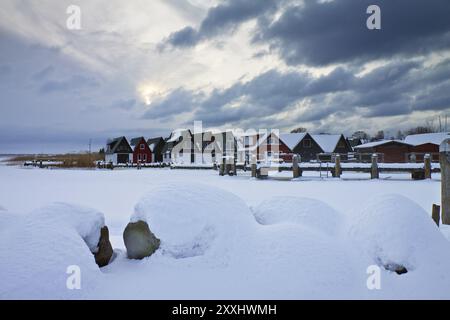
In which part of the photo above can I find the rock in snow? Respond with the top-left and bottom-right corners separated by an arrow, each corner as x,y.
253,196 -> 344,236
123,221 -> 160,259
95,226 -> 114,267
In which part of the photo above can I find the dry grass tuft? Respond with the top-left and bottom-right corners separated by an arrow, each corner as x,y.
8,153 -> 105,168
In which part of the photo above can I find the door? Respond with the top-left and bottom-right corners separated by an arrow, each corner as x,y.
117,154 -> 129,163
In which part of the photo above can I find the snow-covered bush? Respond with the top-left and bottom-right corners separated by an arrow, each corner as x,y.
253,196 -> 344,236
348,194 -> 450,272
132,182 -> 255,259
0,203 -> 107,299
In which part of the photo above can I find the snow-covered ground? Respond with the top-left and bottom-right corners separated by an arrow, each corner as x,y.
0,163 -> 448,299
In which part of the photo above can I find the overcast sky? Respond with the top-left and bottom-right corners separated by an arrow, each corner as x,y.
0,0 -> 449,153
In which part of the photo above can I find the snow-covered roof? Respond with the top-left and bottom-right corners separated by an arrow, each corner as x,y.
279,133 -> 307,150
311,134 -> 342,153
167,129 -> 189,142
404,132 -> 450,146
354,139 -> 411,149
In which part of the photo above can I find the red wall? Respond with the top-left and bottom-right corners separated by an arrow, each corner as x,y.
257,134 -> 293,162
410,143 -> 438,153
374,144 -> 410,163
132,138 -> 153,163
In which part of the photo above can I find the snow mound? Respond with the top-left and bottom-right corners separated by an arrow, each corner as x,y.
253,196 -> 343,235
132,182 -> 255,259
30,203 -> 105,252
0,203 -> 105,299
348,194 -> 449,271
227,223 -> 364,299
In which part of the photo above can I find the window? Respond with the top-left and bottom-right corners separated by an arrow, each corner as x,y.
143,154 -> 147,161
303,139 -> 311,148
140,144 -> 145,150
267,136 -> 279,146
138,154 -> 141,161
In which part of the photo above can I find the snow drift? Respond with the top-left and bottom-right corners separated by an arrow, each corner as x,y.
0,203 -> 106,299
348,194 -> 448,271
348,194 -> 450,298
132,182 -> 255,260
253,196 -> 344,235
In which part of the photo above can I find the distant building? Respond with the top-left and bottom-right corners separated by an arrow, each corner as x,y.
279,133 -> 319,162
311,134 -> 353,155
404,132 -> 450,162
105,136 -> 133,164
278,133 -> 353,162
354,140 -> 412,163
147,137 -> 165,163
161,129 -> 192,164
130,137 -> 152,164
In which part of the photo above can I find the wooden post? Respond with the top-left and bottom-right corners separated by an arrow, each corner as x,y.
371,154 -> 379,179
251,163 -> 257,178
424,154 -> 431,179
334,154 -> 341,178
293,155 -> 300,178
440,139 -> 450,225
219,158 -> 225,176
432,204 -> 441,226
226,163 -> 232,176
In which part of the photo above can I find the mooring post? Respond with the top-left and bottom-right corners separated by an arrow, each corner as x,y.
432,204 -> 441,226
251,163 -> 257,178
219,157 -> 225,176
371,154 -> 379,179
293,154 -> 300,178
424,154 -> 431,179
334,154 -> 341,178
440,139 -> 450,224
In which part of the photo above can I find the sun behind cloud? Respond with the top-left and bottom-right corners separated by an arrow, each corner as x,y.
138,82 -> 166,106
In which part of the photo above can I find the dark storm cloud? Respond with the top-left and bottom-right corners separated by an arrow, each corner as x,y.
254,0 -> 450,66
163,0 -> 279,48
165,0 -> 450,67
145,58 -> 450,127
142,88 -> 201,120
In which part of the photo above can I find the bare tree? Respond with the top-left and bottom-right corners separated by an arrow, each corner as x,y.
374,130 -> 385,140
290,127 -> 307,133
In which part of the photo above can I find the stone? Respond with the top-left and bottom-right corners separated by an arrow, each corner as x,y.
384,263 -> 408,275
411,170 -> 425,180
123,220 -> 160,259
94,226 -> 113,267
